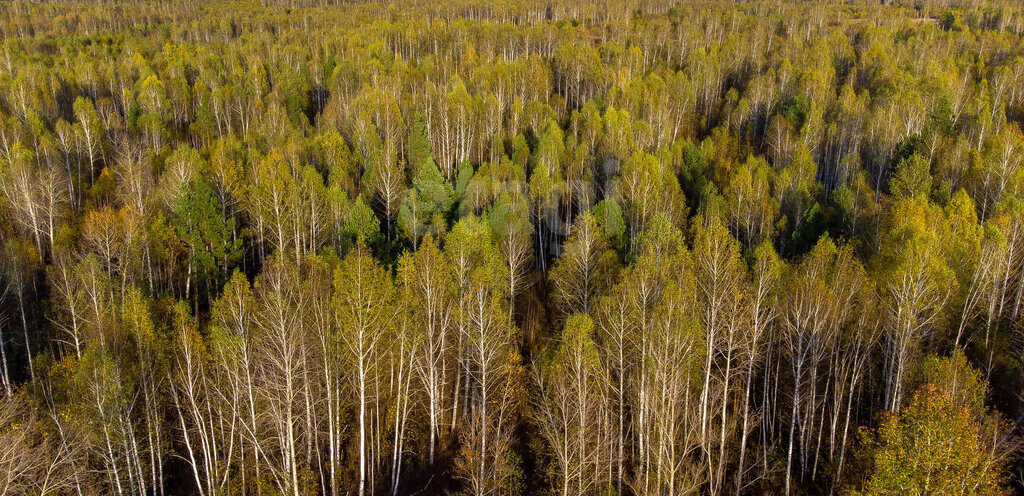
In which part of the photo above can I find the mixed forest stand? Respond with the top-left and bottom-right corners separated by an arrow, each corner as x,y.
0,0 -> 1023,495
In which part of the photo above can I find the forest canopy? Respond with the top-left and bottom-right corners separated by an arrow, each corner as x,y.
0,0 -> 1023,494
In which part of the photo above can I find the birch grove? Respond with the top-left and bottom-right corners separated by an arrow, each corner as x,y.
0,0 -> 1023,495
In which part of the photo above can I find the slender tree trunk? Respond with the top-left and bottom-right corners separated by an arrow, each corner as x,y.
16,283 -> 33,380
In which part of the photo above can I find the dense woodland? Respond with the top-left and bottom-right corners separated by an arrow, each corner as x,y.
1,0 -> 1024,494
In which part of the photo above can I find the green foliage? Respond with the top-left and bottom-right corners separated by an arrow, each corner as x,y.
172,176 -> 241,287
398,155 -> 454,247
791,201 -> 825,252
346,194 -> 382,248
678,140 -> 708,206
408,113 -> 433,175
592,198 -> 626,253
781,95 -> 811,134
939,10 -> 960,31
